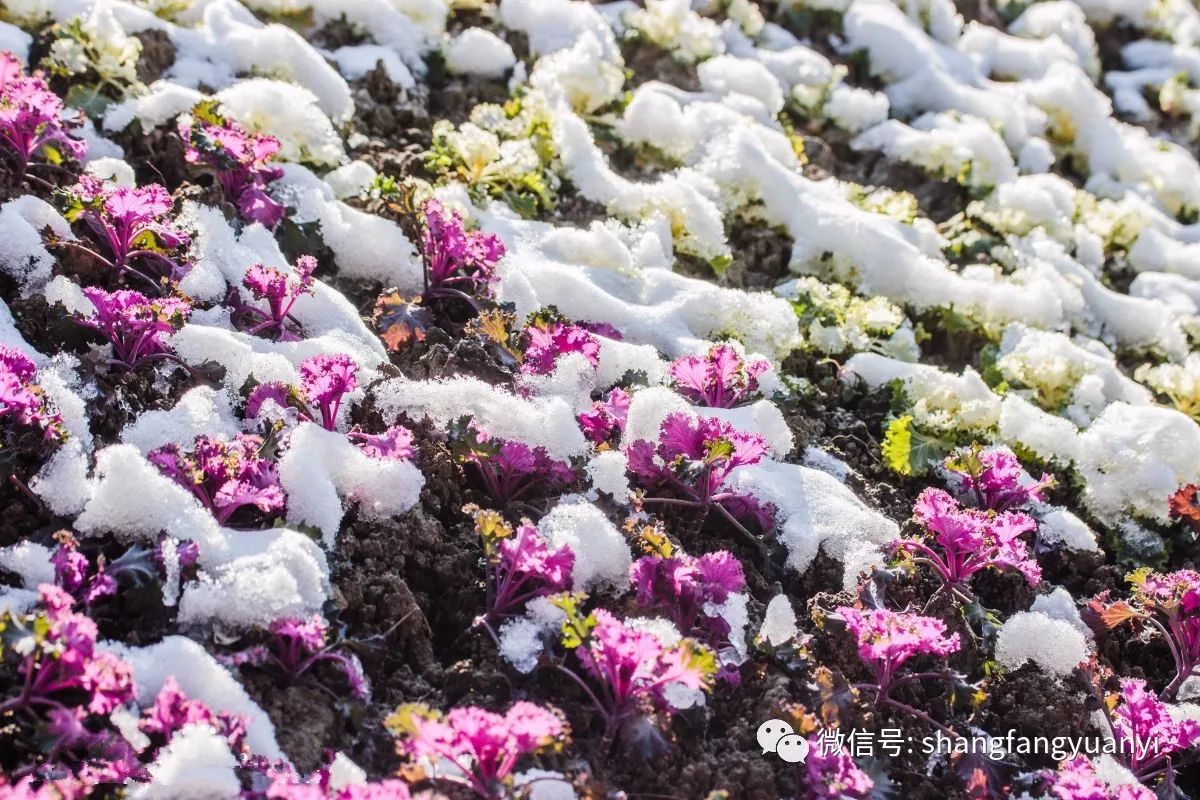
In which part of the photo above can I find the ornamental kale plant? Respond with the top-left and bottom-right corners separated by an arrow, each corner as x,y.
579,320 -> 623,340
419,198 -> 504,306
44,15 -> 141,98
1107,677 -> 1200,782
471,507 -> 574,630
0,51 -> 87,182
260,762 -> 413,799
426,99 -> 558,218
1093,569 -> 1200,699
578,387 -> 631,445
835,606 -> 961,736
0,346 -> 65,450
837,606 -> 961,694
246,353 -> 359,431
785,275 -> 911,358
52,531 -> 157,608
629,550 -> 745,646
60,175 -> 191,287
148,433 -> 285,526
346,424 -> 415,461
457,422 -> 575,506
139,676 -> 248,756
804,734 -> 875,800
52,532 -> 115,607
667,344 -> 769,408
299,354 -> 358,429
553,600 -> 716,748
893,487 -> 1041,602
75,287 -> 190,371
1169,483 -> 1200,538
373,198 -> 505,348
0,585 -> 135,715
0,585 -> 137,787
1045,757 -> 1154,800
178,101 -> 286,228
247,358 -> 413,459
944,445 -> 1053,512
0,652 -> 252,798
520,313 -> 600,377
231,256 -> 316,341
388,701 -> 567,799
626,412 -> 774,541
221,615 -> 369,702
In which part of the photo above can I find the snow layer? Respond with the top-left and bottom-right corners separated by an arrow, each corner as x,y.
536,498 -> 632,592
995,611 -> 1089,677
277,423 -> 424,546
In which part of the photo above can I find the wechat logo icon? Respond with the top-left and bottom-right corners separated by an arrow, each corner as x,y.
757,719 -> 810,764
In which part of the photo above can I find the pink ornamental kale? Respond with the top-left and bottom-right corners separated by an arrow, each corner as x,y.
178,102 -> 286,228
626,412 -> 774,534
805,734 -> 875,800
61,176 -> 190,285
1108,678 -> 1200,780
261,762 -> 413,799
389,701 -> 566,799
346,425 -> 416,461
562,607 -> 715,743
0,52 -> 87,181
945,446 -> 1053,512
0,584 -> 135,721
0,346 -> 65,444
1046,757 -> 1154,800
246,353 -> 358,432
667,344 -> 769,408
459,423 -> 575,506
232,256 -> 316,341
629,550 -> 745,644
148,433 -> 285,526
836,606 -> 960,695
19,707 -> 139,791
138,677 -> 248,756
419,198 -> 504,307
578,387 -> 631,445
300,354 -> 358,430
893,487 -> 1041,601
1,775 -> 92,798
52,535 -> 115,607
474,510 -> 574,628
222,615 -> 369,701
520,318 -> 600,377
1120,569 -> 1200,699
51,532 -> 157,608
75,288 -> 190,371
